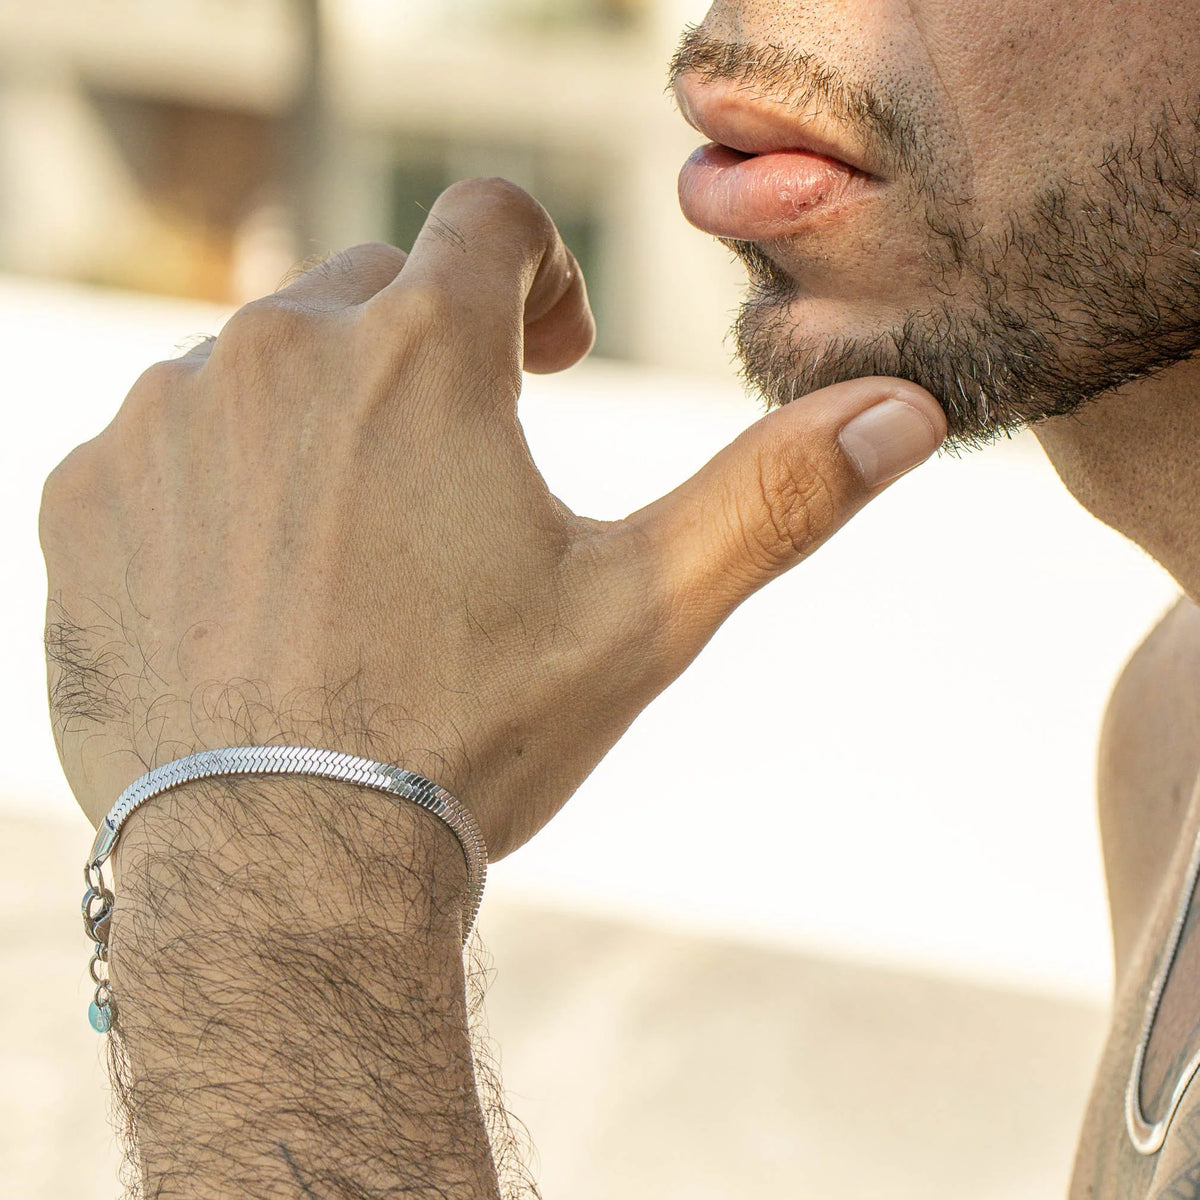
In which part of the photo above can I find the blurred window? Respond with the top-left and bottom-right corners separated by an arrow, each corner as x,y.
399,0 -> 647,33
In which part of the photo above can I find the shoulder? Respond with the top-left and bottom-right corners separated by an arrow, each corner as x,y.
1070,598 -> 1200,1199
1100,595 -> 1200,985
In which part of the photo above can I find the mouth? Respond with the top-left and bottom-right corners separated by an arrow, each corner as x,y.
678,143 -> 879,241
674,75 -> 884,241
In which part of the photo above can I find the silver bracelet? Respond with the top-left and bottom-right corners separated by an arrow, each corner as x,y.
81,746 -> 487,1033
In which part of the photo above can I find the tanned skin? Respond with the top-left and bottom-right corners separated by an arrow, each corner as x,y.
40,182 -> 945,1197
665,1 -> 1200,1188
1036,378 -> 1200,1199
41,0 -> 1200,1190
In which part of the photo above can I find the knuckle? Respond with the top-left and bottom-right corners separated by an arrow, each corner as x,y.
40,442 -> 101,550
211,297 -> 316,371
103,357 -> 195,451
127,357 -> 192,406
745,452 -> 837,568
345,240 -> 407,273
440,177 -> 551,233
317,242 -> 407,290
179,333 -> 218,363
200,299 -> 326,412
360,283 -> 455,350
444,175 -> 527,207
40,448 -> 79,518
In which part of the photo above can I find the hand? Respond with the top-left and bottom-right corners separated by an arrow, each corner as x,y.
40,177 -> 944,861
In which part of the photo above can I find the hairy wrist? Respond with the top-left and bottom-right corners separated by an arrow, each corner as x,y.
106,776 -> 496,1199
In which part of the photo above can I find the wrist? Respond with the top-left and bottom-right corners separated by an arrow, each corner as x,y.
114,774 -> 470,942
81,743 -> 487,1042
104,775 -> 493,1198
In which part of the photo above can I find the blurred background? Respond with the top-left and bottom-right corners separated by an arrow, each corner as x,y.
0,1 -> 1184,1197
0,0 -> 741,371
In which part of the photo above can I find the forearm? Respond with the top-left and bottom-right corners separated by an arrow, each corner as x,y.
106,775 -> 501,1200
42,183 -> 946,1199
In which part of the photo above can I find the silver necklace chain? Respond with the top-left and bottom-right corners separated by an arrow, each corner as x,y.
1126,811 -> 1200,1154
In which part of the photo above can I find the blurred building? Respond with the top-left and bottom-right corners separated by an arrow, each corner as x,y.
0,0 -> 742,372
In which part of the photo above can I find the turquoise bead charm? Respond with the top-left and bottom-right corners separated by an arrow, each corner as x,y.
89,999 -> 112,1033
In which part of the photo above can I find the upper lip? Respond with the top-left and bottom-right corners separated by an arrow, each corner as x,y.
673,73 -> 877,177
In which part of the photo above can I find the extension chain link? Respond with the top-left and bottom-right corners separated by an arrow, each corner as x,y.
81,873 -> 115,1032
82,746 -> 488,1033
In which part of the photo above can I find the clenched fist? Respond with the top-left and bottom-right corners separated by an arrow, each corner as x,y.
40,177 -> 944,861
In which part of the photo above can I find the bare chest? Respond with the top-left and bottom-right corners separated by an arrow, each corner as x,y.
1072,599 -> 1200,1198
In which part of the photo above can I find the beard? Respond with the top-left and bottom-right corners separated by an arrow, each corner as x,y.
672,33 -> 1200,452
731,167 -> 1200,453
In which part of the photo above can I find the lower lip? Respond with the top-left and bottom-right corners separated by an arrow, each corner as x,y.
678,143 -> 869,240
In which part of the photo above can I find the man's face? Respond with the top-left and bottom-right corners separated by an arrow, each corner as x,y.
670,1 -> 1200,449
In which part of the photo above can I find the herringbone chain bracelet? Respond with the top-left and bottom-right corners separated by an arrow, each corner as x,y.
81,746 -> 487,1033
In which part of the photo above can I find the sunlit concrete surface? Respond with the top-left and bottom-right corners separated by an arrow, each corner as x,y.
479,901 -> 1107,1200
7,810 -> 1106,1200
4,274 -> 1180,1000
5,812 -> 122,1200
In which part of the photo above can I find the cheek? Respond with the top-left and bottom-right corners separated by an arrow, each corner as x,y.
920,1 -> 1200,218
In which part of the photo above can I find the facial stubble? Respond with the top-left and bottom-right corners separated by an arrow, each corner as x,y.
674,34 -> 1200,451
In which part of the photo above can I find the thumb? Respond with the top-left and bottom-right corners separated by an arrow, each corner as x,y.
624,377 -> 946,646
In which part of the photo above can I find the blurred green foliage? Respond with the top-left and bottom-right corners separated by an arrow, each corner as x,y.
473,0 -> 646,33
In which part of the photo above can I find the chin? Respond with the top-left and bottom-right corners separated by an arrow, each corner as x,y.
732,289 -> 1068,452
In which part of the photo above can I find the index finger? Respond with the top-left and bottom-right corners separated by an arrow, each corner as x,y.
374,177 -> 596,376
